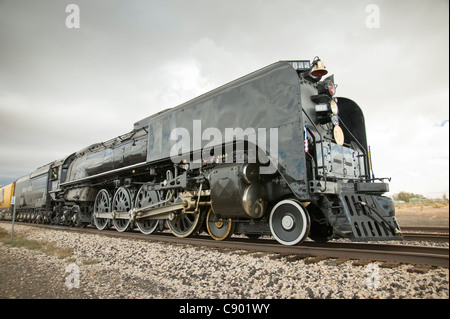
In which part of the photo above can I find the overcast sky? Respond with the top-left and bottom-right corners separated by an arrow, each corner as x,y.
0,0 -> 448,198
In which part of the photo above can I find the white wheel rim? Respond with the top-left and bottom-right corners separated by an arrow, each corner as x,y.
269,199 -> 310,246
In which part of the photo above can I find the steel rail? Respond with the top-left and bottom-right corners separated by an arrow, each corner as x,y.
402,232 -> 449,243
400,226 -> 449,234
2,221 -> 448,267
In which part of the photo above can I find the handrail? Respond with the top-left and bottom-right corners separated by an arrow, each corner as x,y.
302,109 -> 327,192
337,116 -> 370,182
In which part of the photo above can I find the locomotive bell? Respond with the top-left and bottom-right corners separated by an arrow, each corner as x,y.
311,60 -> 328,77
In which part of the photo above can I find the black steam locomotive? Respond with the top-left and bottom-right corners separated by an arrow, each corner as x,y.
8,58 -> 402,245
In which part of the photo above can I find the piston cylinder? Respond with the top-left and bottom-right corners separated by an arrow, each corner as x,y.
210,163 -> 267,219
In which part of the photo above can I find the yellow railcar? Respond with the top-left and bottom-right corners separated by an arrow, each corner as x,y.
0,182 -> 15,219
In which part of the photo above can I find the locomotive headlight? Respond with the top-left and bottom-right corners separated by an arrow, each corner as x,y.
330,99 -> 338,115
333,125 -> 345,146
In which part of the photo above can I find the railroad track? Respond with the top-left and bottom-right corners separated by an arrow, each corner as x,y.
401,226 -> 449,233
402,232 -> 449,243
401,226 -> 449,243
2,221 -> 448,267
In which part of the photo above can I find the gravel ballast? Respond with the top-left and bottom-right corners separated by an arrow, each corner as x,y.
0,224 -> 448,299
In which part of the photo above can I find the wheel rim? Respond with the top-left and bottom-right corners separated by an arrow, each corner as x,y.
167,198 -> 204,238
206,208 -> 234,241
167,212 -> 202,238
93,189 -> 111,230
269,199 -> 311,245
112,187 -> 132,232
134,184 -> 160,235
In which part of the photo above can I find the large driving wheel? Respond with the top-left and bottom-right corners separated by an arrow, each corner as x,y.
134,184 -> 161,235
167,198 -> 204,238
93,189 -> 111,230
269,199 -> 311,245
112,187 -> 132,232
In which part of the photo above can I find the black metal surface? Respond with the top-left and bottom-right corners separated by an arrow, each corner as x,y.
340,192 -> 401,241
336,97 -> 369,175
210,163 -> 267,219
355,182 -> 389,193
143,61 -> 309,199
14,164 -> 51,210
66,128 -> 148,182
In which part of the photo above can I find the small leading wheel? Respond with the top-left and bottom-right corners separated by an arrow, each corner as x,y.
269,199 -> 311,246
134,184 -> 161,235
206,208 -> 234,241
112,187 -> 133,232
93,189 -> 111,230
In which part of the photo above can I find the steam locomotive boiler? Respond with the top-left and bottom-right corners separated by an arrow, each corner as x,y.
8,58 -> 402,245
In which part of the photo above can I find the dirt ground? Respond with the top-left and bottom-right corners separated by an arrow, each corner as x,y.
394,202 -> 449,227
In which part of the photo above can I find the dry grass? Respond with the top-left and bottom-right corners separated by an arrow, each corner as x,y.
395,201 -> 449,211
0,227 -> 72,259
81,257 -> 100,265
394,201 -> 449,227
